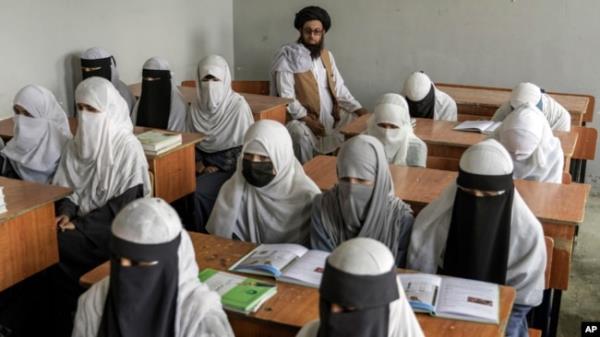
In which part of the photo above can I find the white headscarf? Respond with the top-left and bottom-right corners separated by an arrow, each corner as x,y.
1,85 -> 71,183
496,104 -> 564,183
510,82 -> 542,109
367,95 -> 420,165
402,72 -> 432,102
296,238 -> 425,337
131,57 -> 187,132
80,47 -> 135,111
52,77 -> 150,215
206,120 -> 320,244
72,198 -> 234,337
188,55 -> 254,153
407,139 -> 546,306
375,93 -> 410,109
493,82 -> 571,131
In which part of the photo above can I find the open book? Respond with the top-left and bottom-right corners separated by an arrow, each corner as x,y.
199,268 -> 277,315
399,273 -> 500,324
229,244 -> 329,288
453,120 -> 501,134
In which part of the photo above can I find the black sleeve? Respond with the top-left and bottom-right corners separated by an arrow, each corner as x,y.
196,146 -> 242,173
71,184 -> 145,250
56,198 -> 79,219
0,155 -> 22,180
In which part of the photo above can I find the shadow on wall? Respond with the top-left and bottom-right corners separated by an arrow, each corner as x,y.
62,52 -> 82,117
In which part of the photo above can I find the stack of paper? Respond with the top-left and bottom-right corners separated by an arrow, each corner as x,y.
136,130 -> 183,155
0,186 -> 6,213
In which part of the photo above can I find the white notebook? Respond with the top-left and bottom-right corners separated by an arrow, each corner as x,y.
229,244 -> 329,288
453,120 -> 501,134
399,273 -> 500,324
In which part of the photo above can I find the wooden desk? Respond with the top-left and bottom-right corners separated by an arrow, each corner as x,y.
340,116 -> 577,174
0,118 -> 204,203
435,83 -> 591,126
303,156 -> 591,291
81,232 -> 515,337
128,83 -> 291,124
0,177 -> 71,291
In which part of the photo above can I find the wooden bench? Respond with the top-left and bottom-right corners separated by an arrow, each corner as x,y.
80,232 -> 516,337
130,82 -> 290,124
0,177 -> 71,291
0,118 -> 204,203
435,83 -> 591,126
303,155 -> 591,292
340,116 -> 577,182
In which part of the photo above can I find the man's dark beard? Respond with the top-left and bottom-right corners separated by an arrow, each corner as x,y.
298,36 -> 324,59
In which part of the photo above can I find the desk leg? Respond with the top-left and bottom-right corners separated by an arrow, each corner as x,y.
529,289 -> 553,337
548,290 -> 562,337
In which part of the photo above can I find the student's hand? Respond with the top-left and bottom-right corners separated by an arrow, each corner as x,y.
58,222 -> 76,232
196,162 -> 205,175
204,166 -> 219,174
301,116 -> 326,137
56,215 -> 70,227
56,215 -> 75,232
353,108 -> 369,117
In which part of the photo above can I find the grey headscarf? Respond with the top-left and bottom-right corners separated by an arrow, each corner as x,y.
318,135 -> 412,259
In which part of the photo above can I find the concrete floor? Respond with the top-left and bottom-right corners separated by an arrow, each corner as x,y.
557,188 -> 600,336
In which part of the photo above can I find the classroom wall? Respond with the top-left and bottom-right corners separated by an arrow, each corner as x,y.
0,0 -> 234,117
232,0 -> 600,188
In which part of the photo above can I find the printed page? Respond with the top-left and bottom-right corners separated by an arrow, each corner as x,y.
399,273 -> 442,313
202,271 -> 246,296
232,244 -> 309,276
436,276 -> 499,323
453,120 -> 496,132
280,250 -> 329,287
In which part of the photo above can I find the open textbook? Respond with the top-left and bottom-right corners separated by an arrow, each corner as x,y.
453,120 -> 501,134
399,273 -> 500,324
229,244 -> 329,288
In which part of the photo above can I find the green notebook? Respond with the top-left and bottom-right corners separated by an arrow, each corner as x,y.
199,268 -> 277,314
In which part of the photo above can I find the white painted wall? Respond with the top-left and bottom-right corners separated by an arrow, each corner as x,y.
0,0 -> 234,117
233,0 -> 600,187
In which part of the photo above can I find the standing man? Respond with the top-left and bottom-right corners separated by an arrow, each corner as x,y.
270,6 -> 369,163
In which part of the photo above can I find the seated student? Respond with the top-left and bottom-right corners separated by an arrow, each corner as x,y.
495,104 -> 564,184
366,93 -> 427,167
207,120 -> 320,244
53,77 -> 151,281
407,139 -> 546,337
492,82 -> 571,132
310,135 -> 414,267
296,237 -> 424,337
402,71 -> 457,121
0,84 -> 71,183
80,47 -> 136,111
131,57 -> 187,131
187,55 -> 254,229
72,198 -> 234,337
271,6 -> 369,164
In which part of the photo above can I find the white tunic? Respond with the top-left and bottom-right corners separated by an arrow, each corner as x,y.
407,184 -> 546,306
274,48 -> 362,154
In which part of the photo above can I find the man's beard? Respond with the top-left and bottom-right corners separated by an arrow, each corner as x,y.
298,36 -> 324,59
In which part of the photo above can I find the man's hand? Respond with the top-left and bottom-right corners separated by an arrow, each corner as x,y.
301,116 -> 326,137
353,108 -> 370,117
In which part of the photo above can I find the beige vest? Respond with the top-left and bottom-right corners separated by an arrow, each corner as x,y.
292,49 -> 340,122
